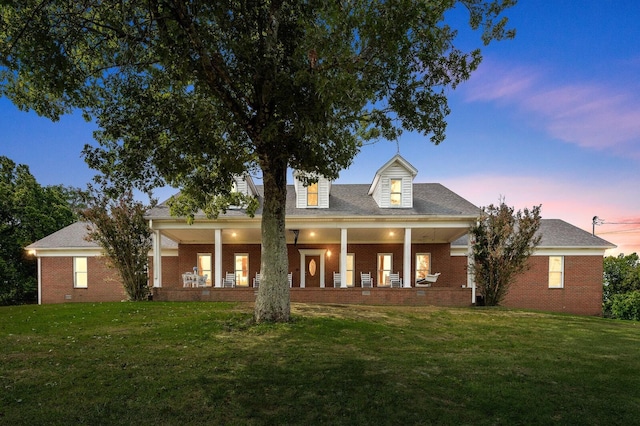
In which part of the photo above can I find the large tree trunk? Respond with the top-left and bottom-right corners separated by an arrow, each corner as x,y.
254,156 -> 290,322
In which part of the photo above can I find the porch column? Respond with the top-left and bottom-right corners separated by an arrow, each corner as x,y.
37,257 -> 42,305
340,228 -> 348,288
214,229 -> 222,288
403,228 -> 412,288
153,230 -> 162,288
468,236 -> 476,303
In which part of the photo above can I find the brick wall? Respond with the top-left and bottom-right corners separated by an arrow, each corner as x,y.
41,255 -> 177,304
153,287 -> 473,307
502,255 -> 603,316
40,257 -> 125,303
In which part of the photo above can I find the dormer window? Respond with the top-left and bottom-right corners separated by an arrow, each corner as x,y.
368,154 -> 418,208
390,179 -> 402,206
307,182 -> 319,206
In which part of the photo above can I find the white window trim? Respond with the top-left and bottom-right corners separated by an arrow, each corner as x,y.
306,182 -> 319,207
549,256 -> 564,288
74,257 -> 88,288
415,253 -> 431,283
345,253 -> 355,287
390,178 -> 402,207
234,253 -> 249,287
377,253 -> 393,287
197,253 -> 212,286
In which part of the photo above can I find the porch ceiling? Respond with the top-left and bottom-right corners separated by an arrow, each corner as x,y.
158,226 -> 468,245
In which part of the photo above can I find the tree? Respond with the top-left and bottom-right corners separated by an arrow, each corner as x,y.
470,201 -> 541,306
603,253 -> 640,317
81,188 -> 153,302
0,1 -> 516,322
0,156 -> 80,304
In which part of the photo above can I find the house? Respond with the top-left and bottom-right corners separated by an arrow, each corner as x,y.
27,155 -> 615,315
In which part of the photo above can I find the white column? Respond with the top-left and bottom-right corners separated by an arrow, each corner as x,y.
340,228 -> 348,288
37,257 -> 42,305
153,230 -> 162,288
403,228 -> 412,287
468,236 -> 476,303
214,229 -> 222,288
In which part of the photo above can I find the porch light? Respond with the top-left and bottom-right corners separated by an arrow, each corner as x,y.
27,249 -> 36,256
231,232 -> 237,237
389,231 -> 395,237
327,250 -> 332,258
310,231 -> 316,237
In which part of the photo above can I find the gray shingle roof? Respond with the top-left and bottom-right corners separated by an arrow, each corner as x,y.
452,219 -> 615,249
146,183 -> 480,219
26,221 -> 178,250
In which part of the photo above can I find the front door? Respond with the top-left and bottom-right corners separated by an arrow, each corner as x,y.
305,255 -> 321,288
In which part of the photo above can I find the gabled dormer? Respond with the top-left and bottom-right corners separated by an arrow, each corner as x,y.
232,173 -> 258,197
293,171 -> 332,208
229,173 -> 258,209
368,154 -> 418,208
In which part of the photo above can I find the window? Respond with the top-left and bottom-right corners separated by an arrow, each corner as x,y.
197,253 -> 212,286
390,179 -> 402,206
235,253 -> 249,287
549,256 -> 564,288
415,253 -> 431,283
74,257 -> 88,288
378,253 -> 392,286
307,182 -> 318,206
346,253 -> 355,287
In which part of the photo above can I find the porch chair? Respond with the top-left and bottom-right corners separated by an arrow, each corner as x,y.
223,272 -> 236,288
333,272 -> 341,288
253,273 -> 261,288
288,273 -> 293,288
416,273 -> 441,287
182,273 -> 196,287
389,273 -> 403,288
195,274 -> 208,287
360,272 -> 374,288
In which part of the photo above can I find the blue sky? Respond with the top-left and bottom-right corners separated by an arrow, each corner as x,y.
2,1 -> 639,255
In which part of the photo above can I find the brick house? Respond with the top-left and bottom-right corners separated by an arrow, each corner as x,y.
27,154 -> 614,314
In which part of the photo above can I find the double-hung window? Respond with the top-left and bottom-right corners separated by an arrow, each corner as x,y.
235,253 -> 249,287
549,256 -> 564,288
197,253 -> 212,286
415,253 -> 431,283
346,253 -> 355,287
390,179 -> 402,206
307,182 -> 318,206
378,253 -> 393,286
74,257 -> 88,288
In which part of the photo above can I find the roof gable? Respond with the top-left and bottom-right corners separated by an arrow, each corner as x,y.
368,154 -> 418,208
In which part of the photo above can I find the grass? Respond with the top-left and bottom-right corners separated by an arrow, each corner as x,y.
1,302 -> 639,425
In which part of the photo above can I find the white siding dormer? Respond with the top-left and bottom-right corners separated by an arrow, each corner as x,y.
368,154 -> 418,208
293,171 -> 331,208
229,173 -> 258,209
232,173 -> 258,197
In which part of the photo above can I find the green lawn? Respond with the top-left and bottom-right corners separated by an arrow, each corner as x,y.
1,302 -> 639,425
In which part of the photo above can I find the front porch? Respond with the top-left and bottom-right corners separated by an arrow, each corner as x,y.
152,286 -> 473,307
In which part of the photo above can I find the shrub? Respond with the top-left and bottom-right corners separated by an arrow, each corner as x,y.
610,291 -> 640,321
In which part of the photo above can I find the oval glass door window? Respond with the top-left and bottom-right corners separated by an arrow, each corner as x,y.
309,259 -> 317,276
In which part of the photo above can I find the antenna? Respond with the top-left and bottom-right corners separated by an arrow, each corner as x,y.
592,216 -> 604,236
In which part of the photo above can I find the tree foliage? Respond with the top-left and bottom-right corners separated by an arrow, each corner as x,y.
603,253 -> 640,317
0,156 -> 80,304
471,201 -> 541,306
80,188 -> 153,302
1,0 -> 516,321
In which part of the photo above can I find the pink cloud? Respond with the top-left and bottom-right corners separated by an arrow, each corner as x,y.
462,61 -> 640,157
443,174 -> 640,256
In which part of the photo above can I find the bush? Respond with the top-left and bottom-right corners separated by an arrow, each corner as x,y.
610,291 -> 640,321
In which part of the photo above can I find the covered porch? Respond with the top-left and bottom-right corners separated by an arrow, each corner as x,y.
148,216 -> 477,304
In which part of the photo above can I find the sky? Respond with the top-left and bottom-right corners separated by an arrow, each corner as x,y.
1,1 -> 639,255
